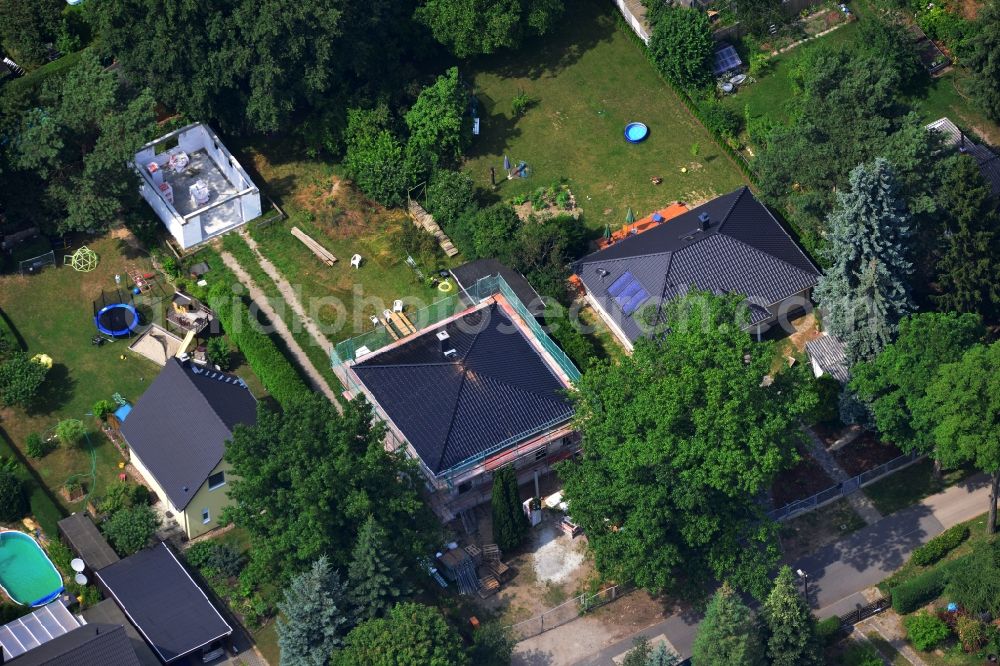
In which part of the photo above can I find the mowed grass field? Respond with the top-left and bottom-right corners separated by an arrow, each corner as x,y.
0,235 -> 160,531
462,0 -> 747,229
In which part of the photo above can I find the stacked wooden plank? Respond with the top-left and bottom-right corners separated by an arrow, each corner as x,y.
291,226 -> 337,266
478,575 -> 500,598
407,200 -> 460,257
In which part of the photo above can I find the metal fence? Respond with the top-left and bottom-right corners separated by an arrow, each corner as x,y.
768,452 -> 923,521
508,584 -> 631,640
838,596 -> 891,627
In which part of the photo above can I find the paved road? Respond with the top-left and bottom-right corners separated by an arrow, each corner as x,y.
513,473 -> 992,665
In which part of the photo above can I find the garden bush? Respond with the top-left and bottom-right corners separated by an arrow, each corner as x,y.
945,542 -> 1000,616
55,418 -> 87,448
904,611 -> 951,650
816,616 -> 843,645
206,337 -> 232,371
208,283 -> 310,407
185,541 -> 219,569
92,399 -> 115,421
910,524 -> 969,566
955,615 -> 988,652
0,463 -> 27,522
892,567 -> 950,613
103,505 -> 159,556
697,99 -> 742,140
25,432 -> 52,458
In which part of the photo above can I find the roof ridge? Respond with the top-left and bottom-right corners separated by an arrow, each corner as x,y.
433,309 -> 492,471
714,186 -> 749,234
578,250 -> 673,266
717,191 -> 821,274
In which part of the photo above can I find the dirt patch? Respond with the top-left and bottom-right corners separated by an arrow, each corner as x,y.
833,433 -> 903,477
780,498 -> 866,560
955,0 -> 981,20
771,448 -> 837,507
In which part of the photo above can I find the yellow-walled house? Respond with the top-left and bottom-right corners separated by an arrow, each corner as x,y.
120,357 -> 256,539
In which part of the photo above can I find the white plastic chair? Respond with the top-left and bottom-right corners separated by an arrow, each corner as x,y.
393,299 -> 404,313
351,254 -> 362,269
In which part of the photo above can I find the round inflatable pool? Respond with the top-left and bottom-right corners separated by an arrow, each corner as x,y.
95,303 -> 139,337
624,122 -> 649,143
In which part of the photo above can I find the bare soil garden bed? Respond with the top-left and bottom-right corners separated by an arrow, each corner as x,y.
770,449 -> 836,507
833,433 -> 904,477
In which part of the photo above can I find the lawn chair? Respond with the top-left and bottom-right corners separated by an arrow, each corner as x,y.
393,299 -> 404,313
370,315 -> 380,328
351,254 -> 362,269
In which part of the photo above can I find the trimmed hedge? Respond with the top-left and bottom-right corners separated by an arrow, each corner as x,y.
816,616 -> 843,645
208,285 -> 310,408
910,524 -> 969,566
891,566 -> 950,614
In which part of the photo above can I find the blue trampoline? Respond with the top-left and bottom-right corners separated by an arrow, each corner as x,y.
94,289 -> 139,337
624,122 -> 649,143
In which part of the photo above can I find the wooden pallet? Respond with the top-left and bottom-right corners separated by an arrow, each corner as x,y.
487,560 -> 510,581
463,544 -> 482,565
478,575 -> 500,598
482,543 -> 501,562
408,200 -> 460,257
291,226 -> 337,266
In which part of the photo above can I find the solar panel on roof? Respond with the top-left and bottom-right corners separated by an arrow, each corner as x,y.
713,46 -> 742,75
608,272 -> 649,315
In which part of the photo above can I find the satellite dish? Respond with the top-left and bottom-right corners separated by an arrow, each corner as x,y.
71,558 -> 85,573
74,573 -> 88,586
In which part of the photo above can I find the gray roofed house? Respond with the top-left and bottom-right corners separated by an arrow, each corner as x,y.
120,358 -> 256,538
806,335 -> 850,384
344,291 -> 579,522
7,624 -> 141,666
575,187 -> 821,350
926,117 -> 1000,198
95,543 -> 232,664
450,259 -> 546,317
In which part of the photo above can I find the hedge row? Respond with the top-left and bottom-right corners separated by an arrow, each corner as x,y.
891,564 -> 952,614
614,15 -> 760,186
910,524 -> 969,567
209,286 -> 310,408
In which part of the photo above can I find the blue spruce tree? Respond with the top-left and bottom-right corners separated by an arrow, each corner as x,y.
815,158 -> 914,364
277,557 -> 350,666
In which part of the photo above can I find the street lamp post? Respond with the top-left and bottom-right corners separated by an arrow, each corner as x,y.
796,568 -> 809,600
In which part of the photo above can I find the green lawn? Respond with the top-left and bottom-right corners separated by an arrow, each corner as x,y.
0,235 -> 161,527
462,0 -> 746,230
863,459 -> 975,516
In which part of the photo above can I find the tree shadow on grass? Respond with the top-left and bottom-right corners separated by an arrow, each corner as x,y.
466,91 -> 524,160
28,362 -> 75,416
473,0 -> 619,83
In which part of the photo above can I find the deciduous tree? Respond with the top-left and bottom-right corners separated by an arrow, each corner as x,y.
814,158 -> 914,364
223,396 -> 435,582
919,341 -> 1000,533
0,462 -> 27,523
277,557 -> 350,665
103,505 -> 159,556
346,516 -> 412,622
336,602 -> 469,666
343,106 -> 410,207
967,0 -> 1000,121
763,566 -> 821,666
851,312 -> 983,454
691,582 -> 766,665
404,67 -> 468,177
416,0 -> 564,58
648,7 -> 714,89
558,292 -> 817,599
0,0 -> 62,67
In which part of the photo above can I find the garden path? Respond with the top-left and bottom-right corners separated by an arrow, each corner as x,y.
805,427 -> 884,525
219,251 -> 340,405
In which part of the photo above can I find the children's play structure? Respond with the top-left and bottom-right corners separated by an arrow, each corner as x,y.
64,246 -> 98,272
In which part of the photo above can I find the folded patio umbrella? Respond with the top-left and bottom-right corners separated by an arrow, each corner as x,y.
625,207 -> 635,224
503,155 -> 511,171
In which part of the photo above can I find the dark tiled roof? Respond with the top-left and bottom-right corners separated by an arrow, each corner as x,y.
81,601 -> 161,666
120,358 -> 256,509
8,624 -> 140,666
806,335 -> 850,384
57,513 -> 120,571
575,187 -> 820,342
95,543 -> 232,664
353,303 -> 573,474
450,259 -> 545,317
926,117 -> 1000,198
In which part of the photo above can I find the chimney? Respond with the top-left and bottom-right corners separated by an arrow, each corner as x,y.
436,330 -> 457,358
698,212 -> 710,231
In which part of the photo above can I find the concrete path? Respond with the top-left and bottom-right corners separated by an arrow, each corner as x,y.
804,427 -> 883,525
512,473 -> 992,665
220,251 -> 339,404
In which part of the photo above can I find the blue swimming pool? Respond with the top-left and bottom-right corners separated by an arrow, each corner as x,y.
624,122 -> 649,143
0,531 -> 64,606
